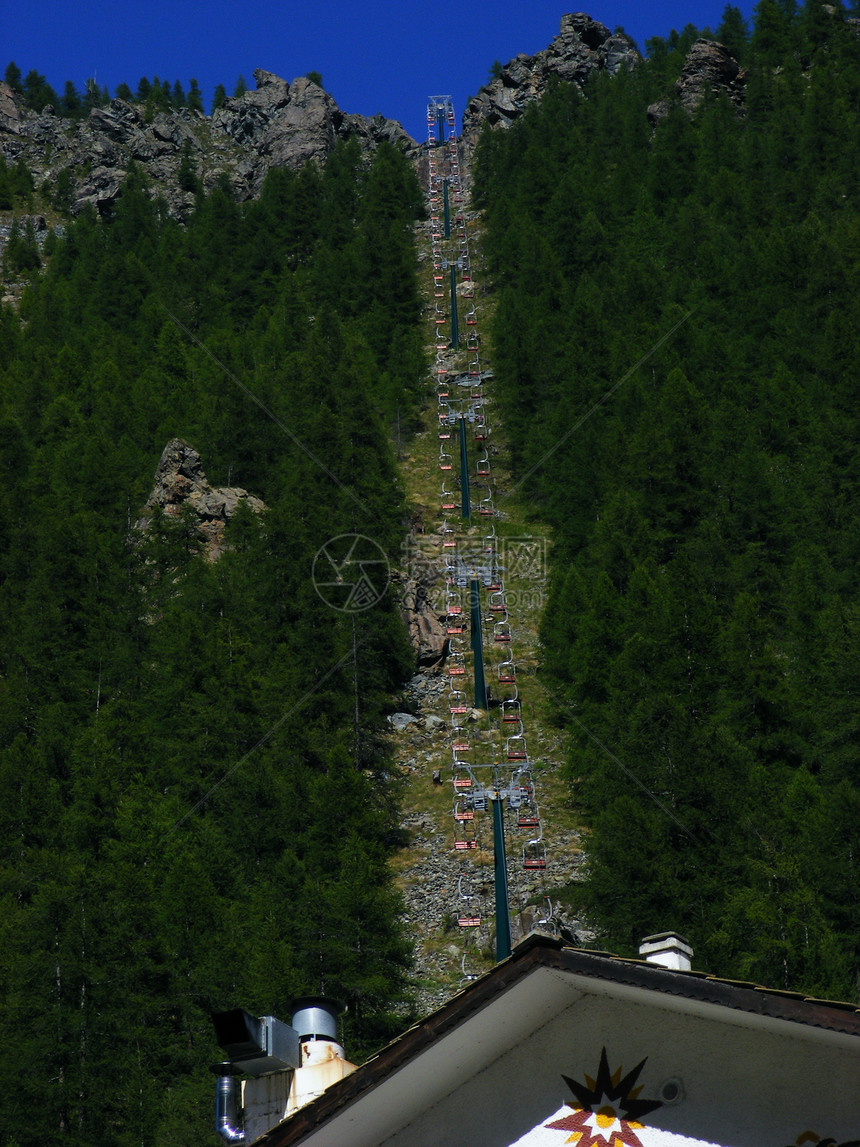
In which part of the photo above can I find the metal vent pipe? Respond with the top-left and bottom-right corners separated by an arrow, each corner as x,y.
213,1066 -> 245,1144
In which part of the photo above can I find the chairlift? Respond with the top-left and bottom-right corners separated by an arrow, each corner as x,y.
454,820 -> 478,850
523,840 -> 546,870
536,896 -> 554,928
488,590 -> 506,613
447,652 -> 466,677
517,803 -> 540,829
477,452 -> 491,478
502,698 -> 522,725
479,496 -> 495,518
506,732 -> 527,760
460,952 -> 481,985
466,306 -> 478,325
445,590 -> 462,615
498,656 -> 517,685
439,448 -> 454,472
449,688 -> 469,715
494,620 -> 512,644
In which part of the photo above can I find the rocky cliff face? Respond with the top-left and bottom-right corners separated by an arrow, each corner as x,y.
461,13 -> 639,152
0,68 -> 416,219
647,39 -> 747,124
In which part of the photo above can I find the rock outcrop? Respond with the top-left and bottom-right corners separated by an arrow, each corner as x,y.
137,438 -> 266,560
0,81 -> 22,135
0,69 -> 417,219
461,13 -> 639,151
400,568 -> 448,670
647,39 -> 746,125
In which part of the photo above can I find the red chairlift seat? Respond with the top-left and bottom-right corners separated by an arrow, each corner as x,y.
523,841 -> 546,870
502,699 -> 522,724
457,915 -> 481,926
506,735 -> 527,760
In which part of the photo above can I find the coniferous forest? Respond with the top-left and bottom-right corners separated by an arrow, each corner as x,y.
473,2 -> 860,1000
0,142 -> 424,1142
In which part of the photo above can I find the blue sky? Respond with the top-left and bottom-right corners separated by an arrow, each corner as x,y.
4,2 -> 756,141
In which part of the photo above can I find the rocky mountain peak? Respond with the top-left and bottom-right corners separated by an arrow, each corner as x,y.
0,69 -> 417,219
461,12 -> 639,150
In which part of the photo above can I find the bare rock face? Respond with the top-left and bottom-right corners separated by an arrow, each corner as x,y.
138,438 -> 266,560
400,567 -> 448,670
212,73 -> 343,191
461,13 -> 639,150
648,39 -> 746,124
0,81 -> 23,135
0,69 -> 417,220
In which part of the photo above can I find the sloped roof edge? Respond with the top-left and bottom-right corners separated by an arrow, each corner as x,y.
257,932 -> 860,1146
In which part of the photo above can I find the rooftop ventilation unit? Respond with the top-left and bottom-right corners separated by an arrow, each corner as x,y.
212,1008 -> 300,1077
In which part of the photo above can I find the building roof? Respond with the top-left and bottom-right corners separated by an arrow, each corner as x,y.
257,932 -> 860,1146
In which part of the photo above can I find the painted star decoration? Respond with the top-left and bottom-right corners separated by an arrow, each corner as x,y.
546,1047 -> 663,1146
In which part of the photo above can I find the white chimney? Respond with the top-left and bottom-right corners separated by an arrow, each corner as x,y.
639,932 -> 693,971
